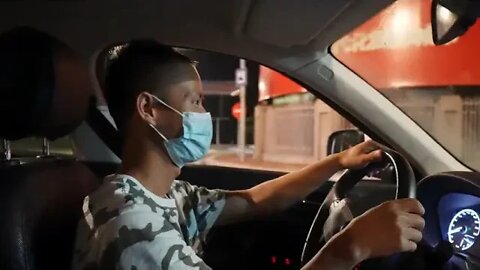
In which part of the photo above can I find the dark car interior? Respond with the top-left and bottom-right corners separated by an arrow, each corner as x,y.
0,27 -> 398,270
2,6 -> 480,269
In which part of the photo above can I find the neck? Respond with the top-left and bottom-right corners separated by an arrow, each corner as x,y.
118,137 -> 180,198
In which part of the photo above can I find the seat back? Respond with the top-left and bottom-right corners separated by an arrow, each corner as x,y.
0,161 -> 98,270
0,27 -> 98,270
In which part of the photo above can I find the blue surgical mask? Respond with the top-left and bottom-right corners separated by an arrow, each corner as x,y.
148,95 -> 213,168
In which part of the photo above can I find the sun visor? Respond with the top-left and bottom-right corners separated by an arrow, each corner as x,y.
244,0 -> 394,49
244,0 -> 351,47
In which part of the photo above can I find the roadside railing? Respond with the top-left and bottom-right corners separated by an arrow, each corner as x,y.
255,94 -> 480,169
254,100 -> 353,164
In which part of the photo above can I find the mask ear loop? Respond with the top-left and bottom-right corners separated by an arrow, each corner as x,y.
148,123 -> 168,141
150,94 -> 183,116
148,94 -> 183,142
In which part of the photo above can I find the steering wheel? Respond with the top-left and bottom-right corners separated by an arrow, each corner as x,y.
301,146 -> 416,267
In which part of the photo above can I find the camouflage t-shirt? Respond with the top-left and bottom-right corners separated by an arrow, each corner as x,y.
72,174 -> 227,270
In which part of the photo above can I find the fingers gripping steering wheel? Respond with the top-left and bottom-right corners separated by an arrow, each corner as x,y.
301,146 -> 416,266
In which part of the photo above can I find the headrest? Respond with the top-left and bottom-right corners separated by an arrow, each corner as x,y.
0,27 -> 93,140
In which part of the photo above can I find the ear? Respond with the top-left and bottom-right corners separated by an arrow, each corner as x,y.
136,92 -> 157,124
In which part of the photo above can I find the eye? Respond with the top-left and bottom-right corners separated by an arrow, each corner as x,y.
193,97 -> 203,106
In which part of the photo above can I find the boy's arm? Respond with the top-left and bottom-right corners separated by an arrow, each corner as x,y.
216,140 -> 381,225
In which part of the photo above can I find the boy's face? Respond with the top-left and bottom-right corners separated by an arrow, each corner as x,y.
142,64 -> 206,140
165,65 -> 205,115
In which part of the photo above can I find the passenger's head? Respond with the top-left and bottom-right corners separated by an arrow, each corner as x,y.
105,40 -> 205,145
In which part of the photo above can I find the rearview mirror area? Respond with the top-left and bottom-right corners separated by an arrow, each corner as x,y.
327,130 -> 365,155
432,0 -> 479,45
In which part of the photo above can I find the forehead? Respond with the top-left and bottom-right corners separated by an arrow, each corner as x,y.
164,64 -> 202,100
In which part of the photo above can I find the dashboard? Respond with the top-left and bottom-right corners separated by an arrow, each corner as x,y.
418,172 -> 480,270
438,193 -> 480,255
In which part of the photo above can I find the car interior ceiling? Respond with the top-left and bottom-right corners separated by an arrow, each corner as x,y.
0,27 -> 401,270
0,1 -> 396,78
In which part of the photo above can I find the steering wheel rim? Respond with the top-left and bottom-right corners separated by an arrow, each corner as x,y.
300,146 -> 416,266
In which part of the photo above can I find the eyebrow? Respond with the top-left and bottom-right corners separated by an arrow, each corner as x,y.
182,88 -> 202,100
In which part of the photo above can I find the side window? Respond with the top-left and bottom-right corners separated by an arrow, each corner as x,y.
182,51 -> 356,172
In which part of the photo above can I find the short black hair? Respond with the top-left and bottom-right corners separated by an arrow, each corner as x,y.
104,40 -> 195,132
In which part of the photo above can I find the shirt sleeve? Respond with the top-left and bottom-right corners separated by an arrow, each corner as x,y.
175,181 -> 260,233
179,182 -> 228,235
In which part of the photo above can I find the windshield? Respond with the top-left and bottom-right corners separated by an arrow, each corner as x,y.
332,0 -> 480,171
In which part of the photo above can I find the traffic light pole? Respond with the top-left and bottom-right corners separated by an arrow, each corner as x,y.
237,59 -> 247,162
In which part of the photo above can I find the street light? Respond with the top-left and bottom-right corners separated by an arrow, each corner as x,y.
230,89 -> 240,97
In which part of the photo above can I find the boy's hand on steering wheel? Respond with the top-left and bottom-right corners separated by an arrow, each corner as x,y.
341,198 -> 425,262
337,140 -> 383,170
